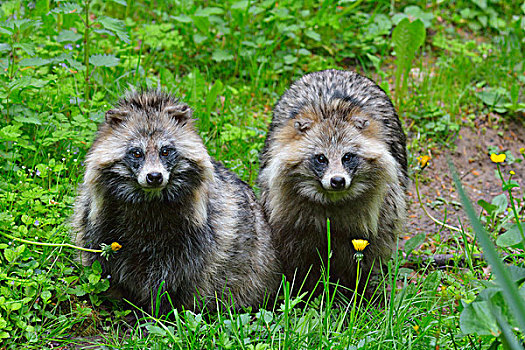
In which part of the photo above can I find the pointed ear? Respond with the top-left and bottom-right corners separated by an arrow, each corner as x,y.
294,119 -> 312,134
352,115 -> 370,130
164,104 -> 192,124
105,109 -> 129,126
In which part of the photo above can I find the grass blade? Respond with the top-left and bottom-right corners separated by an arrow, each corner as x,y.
449,158 -> 525,333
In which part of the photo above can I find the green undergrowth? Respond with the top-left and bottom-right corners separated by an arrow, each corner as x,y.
0,0 -> 524,348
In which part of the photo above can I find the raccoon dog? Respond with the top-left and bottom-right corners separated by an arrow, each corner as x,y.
258,69 -> 408,294
72,90 -> 279,314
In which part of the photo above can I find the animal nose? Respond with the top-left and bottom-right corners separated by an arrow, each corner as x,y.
146,172 -> 163,186
330,176 -> 346,190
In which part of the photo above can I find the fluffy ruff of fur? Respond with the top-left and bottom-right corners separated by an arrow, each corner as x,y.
72,90 -> 280,314
258,69 -> 408,294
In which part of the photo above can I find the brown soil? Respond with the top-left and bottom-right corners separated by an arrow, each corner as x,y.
405,117 -> 525,249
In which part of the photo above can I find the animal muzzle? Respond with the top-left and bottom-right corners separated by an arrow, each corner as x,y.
146,172 -> 164,187
321,173 -> 351,191
330,175 -> 346,190
138,168 -> 169,189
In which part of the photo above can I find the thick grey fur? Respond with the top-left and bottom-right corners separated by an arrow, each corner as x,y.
72,90 -> 280,314
258,69 -> 408,294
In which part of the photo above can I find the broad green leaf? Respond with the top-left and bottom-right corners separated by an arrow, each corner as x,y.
404,232 -> 426,256
41,290 -> 52,302
50,2 -> 83,14
404,5 -> 434,28
460,300 -> 499,335
283,55 -> 298,65
478,15 -> 488,28
0,26 -> 14,35
491,194 -> 508,214
92,260 -> 102,274
0,125 -> 22,141
193,7 -> 224,17
97,16 -> 130,43
145,324 -> 167,336
392,18 -> 425,103
477,199 -> 497,215
0,43 -> 10,53
13,114 -> 42,125
172,14 -> 192,23
19,57 -> 50,67
8,303 -> 21,312
88,273 -> 100,284
212,49 -> 234,62
12,19 -> 40,32
89,54 -> 120,67
507,265 -> 525,285
35,0 -> 50,14
193,33 -> 207,44
68,287 -> 87,297
305,29 -> 321,41
191,15 -> 210,33
3,248 -> 17,263
56,29 -> 82,43
298,48 -> 311,56
9,77 -> 48,89
231,1 -> 249,10
110,0 -> 127,5
14,42 -> 35,56
392,18 -> 426,60
476,88 -> 509,108
497,224 -> 524,248
472,0 -> 488,10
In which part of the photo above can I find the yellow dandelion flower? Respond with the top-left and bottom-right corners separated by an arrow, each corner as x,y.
490,153 -> 506,163
352,239 -> 370,252
418,155 -> 431,169
111,242 -> 122,251
520,147 -> 525,155
510,170 -> 515,175
413,325 -> 420,332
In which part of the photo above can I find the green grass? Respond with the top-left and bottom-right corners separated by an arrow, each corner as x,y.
0,0 -> 524,348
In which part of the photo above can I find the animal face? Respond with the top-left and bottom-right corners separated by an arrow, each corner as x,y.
84,92 -> 212,203
124,136 -> 177,191
272,108 -> 397,205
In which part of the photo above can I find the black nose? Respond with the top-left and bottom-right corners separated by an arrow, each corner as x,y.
330,176 -> 346,190
146,172 -> 163,186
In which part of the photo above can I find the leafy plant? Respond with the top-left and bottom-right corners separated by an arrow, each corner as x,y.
451,160 -> 525,347
391,18 -> 426,106
0,0 -> 524,348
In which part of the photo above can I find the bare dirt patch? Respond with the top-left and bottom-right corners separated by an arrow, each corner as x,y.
405,118 -> 525,247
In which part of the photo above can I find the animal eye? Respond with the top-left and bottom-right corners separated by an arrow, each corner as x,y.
160,147 -> 170,157
342,153 -> 353,162
315,154 -> 328,164
130,149 -> 143,159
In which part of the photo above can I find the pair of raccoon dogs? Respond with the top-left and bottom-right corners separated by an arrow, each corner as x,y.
72,69 -> 407,314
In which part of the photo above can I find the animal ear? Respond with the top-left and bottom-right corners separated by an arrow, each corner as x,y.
352,115 -> 370,130
164,104 -> 193,124
105,109 -> 129,126
294,119 -> 312,134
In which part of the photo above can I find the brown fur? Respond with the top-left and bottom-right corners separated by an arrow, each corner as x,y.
72,90 -> 280,314
258,70 -> 407,295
